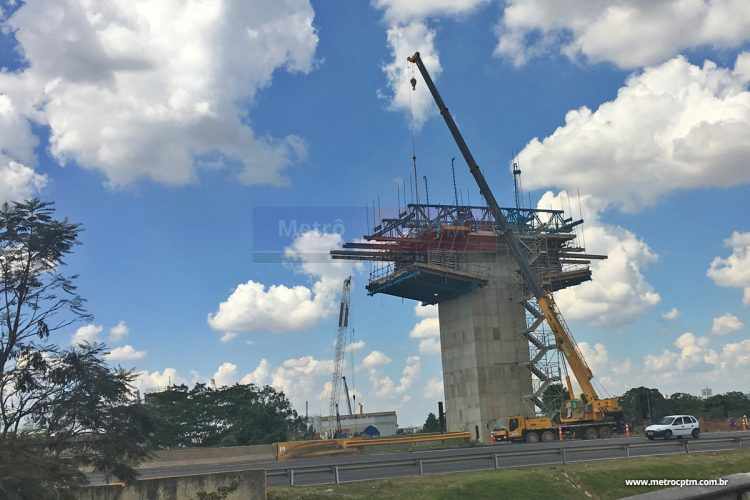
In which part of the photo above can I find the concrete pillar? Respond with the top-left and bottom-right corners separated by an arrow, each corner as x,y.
438,248 -> 533,442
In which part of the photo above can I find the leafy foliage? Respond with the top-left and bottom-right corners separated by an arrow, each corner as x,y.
196,482 -> 239,500
145,382 -> 305,447
0,200 -> 153,499
619,387 -> 750,424
0,435 -> 86,500
620,387 -> 672,423
668,392 -> 705,416
1,200 -> 89,434
702,392 -> 750,419
422,412 -> 441,433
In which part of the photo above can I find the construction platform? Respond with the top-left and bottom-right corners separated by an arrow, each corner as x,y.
331,202 -> 605,441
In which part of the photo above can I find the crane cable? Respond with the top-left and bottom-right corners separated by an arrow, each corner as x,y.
408,62 -> 419,206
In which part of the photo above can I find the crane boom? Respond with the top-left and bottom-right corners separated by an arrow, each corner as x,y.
406,51 -> 599,403
342,376 -> 354,416
406,53 -> 543,299
329,276 -> 352,435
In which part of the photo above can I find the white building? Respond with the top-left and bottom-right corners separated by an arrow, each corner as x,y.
312,411 -> 397,438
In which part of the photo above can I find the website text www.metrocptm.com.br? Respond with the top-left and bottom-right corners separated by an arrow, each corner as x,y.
624,478 -> 729,488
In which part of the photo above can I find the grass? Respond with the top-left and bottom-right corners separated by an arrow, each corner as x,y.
269,449 -> 750,500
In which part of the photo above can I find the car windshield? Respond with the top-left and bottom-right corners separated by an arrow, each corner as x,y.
658,417 -> 675,425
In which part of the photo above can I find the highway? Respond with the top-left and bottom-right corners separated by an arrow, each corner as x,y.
87,431 -> 750,487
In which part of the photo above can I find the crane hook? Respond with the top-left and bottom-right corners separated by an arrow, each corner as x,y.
410,76 -> 417,91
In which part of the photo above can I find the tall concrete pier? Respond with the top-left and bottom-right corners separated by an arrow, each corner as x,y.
438,249 -> 533,437
332,203 -> 602,441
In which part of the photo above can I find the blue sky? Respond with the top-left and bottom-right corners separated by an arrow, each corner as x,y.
1,0 -> 750,425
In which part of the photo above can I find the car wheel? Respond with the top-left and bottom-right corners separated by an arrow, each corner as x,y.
584,427 -> 598,440
599,426 -> 612,439
692,428 -> 700,439
647,435 -> 654,441
664,430 -> 672,440
541,430 -> 556,442
525,431 -> 540,444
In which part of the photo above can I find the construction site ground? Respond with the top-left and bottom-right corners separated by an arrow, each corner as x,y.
269,448 -> 750,500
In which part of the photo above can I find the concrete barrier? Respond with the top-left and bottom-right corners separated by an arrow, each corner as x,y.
76,469 -> 265,500
142,444 -> 275,467
622,472 -> 750,499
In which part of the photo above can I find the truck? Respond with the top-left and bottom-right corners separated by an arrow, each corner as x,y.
407,51 -> 624,443
490,408 -> 622,444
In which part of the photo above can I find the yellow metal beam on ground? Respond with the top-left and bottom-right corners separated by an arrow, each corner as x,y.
275,432 -> 471,461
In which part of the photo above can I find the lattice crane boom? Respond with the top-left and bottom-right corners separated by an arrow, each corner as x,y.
329,276 -> 352,435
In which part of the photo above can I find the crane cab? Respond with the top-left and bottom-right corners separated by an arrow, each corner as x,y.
560,397 -> 622,424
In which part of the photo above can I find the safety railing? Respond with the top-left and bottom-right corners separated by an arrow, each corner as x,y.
267,435 -> 749,487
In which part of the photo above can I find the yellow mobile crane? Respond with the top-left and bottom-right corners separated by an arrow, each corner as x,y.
407,52 -> 622,442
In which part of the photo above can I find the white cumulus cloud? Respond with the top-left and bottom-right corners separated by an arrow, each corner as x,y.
240,358 -> 271,386
362,350 -> 392,370
0,161 -> 47,204
374,0 -> 489,23
708,231 -> 750,305
270,355 -> 334,409
71,324 -> 103,345
381,21 -> 442,129
375,0 -> 487,129
409,304 -> 441,354
108,321 -> 129,342
0,0 -> 318,187
345,340 -> 366,353
212,362 -> 239,387
496,1 -> 750,69
517,54 -> 750,212
134,367 -> 183,393
662,308 -> 680,321
424,376 -> 444,400
577,342 -> 608,375
538,191 -> 660,325
396,355 -> 421,394
106,344 -> 146,362
644,332 -> 715,373
0,93 -> 46,203
711,313 -> 744,336
208,281 -> 330,335
208,230 -> 358,337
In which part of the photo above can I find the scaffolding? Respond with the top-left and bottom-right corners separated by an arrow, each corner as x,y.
332,201 -> 605,415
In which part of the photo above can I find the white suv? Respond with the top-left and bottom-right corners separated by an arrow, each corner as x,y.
645,415 -> 700,440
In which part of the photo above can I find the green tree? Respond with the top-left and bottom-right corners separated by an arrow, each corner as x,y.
704,392 -> 750,419
422,412 -> 441,433
620,387 -> 672,424
0,200 -> 153,499
145,382 -> 305,447
669,392 -> 703,416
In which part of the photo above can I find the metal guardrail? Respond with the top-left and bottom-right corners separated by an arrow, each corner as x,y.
267,436 -> 749,487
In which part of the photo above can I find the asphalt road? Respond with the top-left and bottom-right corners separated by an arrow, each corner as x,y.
87,431 -> 750,487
